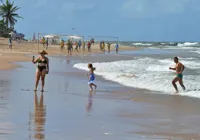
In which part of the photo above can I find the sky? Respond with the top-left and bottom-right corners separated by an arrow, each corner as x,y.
13,0 -> 200,41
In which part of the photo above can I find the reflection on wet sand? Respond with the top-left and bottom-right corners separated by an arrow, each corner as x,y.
29,92 -> 46,140
66,59 -> 71,64
86,91 -> 93,114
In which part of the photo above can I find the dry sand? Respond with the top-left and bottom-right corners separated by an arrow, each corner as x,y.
0,37 -> 138,70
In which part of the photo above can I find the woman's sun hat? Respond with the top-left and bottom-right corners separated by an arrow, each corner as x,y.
39,50 -> 48,55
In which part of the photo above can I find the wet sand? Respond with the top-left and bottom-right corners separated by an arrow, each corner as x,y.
0,49 -> 200,139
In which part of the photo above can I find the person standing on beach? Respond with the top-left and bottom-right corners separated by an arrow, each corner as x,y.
60,39 -> 64,52
99,41 -> 102,51
78,40 -> 82,50
87,63 -> 97,91
32,50 -> 49,92
46,38 -> 49,49
42,37 -> 46,47
87,41 -> 91,52
66,39 -> 72,56
8,37 -> 12,49
91,38 -> 95,46
115,43 -> 119,53
82,41 -> 85,51
102,42 -> 105,52
75,41 -> 78,52
107,42 -> 111,53
70,40 -> 73,52
169,57 -> 186,93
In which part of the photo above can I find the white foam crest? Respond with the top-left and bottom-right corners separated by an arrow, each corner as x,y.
163,46 -> 198,50
149,46 -> 199,50
132,43 -> 152,46
177,42 -> 198,47
179,57 -> 197,60
159,58 -> 200,70
74,57 -> 200,98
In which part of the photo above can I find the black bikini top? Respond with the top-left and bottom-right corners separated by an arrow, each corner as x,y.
38,57 -> 47,64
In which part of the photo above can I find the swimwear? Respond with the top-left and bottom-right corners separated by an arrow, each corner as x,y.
88,73 -> 95,84
115,44 -> 119,50
37,58 -> 47,72
67,46 -> 71,50
8,39 -> 12,45
177,73 -> 183,79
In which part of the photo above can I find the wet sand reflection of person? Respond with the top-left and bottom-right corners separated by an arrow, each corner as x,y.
86,91 -> 93,114
34,91 -> 46,140
66,57 -> 71,64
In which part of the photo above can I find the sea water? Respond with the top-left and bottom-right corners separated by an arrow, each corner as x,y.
74,43 -> 200,98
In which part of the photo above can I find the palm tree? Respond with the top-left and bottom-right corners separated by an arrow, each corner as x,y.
0,0 -> 22,28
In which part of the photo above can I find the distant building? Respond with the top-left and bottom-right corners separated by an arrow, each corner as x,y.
12,31 -> 25,40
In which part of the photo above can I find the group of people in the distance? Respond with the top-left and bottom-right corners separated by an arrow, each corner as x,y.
41,36 -> 119,56
99,41 -> 119,53
60,39 -> 92,56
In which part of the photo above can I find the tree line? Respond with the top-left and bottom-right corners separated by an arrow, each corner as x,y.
0,0 -> 22,37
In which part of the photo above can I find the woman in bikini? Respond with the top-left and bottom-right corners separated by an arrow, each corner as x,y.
32,50 -> 49,92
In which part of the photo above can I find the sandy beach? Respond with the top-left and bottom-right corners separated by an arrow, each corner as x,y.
1,0 -> 200,139
0,38 -> 200,140
0,37 -> 138,70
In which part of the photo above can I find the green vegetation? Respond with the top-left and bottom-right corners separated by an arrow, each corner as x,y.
0,0 -> 22,37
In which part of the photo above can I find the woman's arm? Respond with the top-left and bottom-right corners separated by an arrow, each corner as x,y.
46,57 -> 49,73
32,57 -> 39,64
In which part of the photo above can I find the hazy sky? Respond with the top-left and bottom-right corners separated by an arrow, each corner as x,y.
14,0 -> 200,41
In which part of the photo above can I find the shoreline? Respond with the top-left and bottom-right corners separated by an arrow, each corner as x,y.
1,46 -> 200,139
0,38 -> 139,70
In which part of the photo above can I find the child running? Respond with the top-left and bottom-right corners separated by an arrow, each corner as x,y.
87,63 -> 97,91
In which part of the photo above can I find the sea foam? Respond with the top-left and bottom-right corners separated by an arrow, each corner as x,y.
74,57 -> 200,98
177,42 -> 198,47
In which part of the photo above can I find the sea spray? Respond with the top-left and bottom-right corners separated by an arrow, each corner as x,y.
74,57 -> 200,98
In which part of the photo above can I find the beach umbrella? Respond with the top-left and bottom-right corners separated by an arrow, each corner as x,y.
44,34 -> 60,39
68,35 -> 82,40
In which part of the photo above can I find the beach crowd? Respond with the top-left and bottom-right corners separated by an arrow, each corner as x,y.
40,37 -> 119,55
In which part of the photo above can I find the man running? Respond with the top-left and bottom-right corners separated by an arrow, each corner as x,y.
169,57 -> 186,93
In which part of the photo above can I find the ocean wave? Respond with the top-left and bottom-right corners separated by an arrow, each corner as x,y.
119,41 -> 200,48
74,57 -> 200,98
190,50 -> 200,54
132,43 -> 152,46
177,42 -> 198,47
